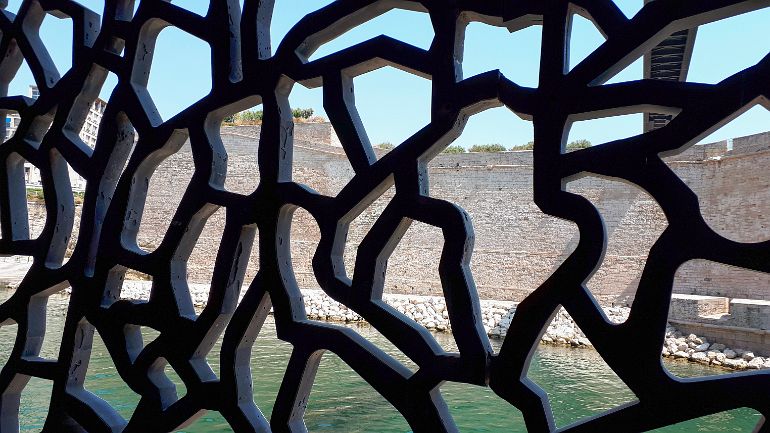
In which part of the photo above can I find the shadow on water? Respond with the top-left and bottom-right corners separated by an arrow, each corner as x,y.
4,294 -> 762,432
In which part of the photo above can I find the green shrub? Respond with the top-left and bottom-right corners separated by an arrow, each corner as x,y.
469,143 -> 506,153
566,139 -> 591,150
509,141 -> 534,151
375,142 -> 395,151
292,108 -> 314,119
442,145 -> 466,154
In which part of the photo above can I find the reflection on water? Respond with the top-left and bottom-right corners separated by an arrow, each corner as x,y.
0,294 -> 763,432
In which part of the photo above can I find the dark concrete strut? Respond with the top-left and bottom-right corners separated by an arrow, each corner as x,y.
0,0 -> 768,432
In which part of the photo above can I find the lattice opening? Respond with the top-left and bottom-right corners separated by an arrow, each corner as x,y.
2,110 -> 20,143
144,26 -> 212,121
566,175 -> 667,310
36,291 -> 68,360
354,66 -> 431,150
567,13 -> 606,71
304,351 -> 410,433
687,8 -> 770,84
440,381 -> 526,431
290,88 -> 355,196
38,12 -> 73,76
133,136 -> 194,253
7,58 -> 35,98
6,153 -> 46,241
218,101 -> 263,195
249,315 -> 294,420
603,57 -> 643,85
271,0 -> 335,51
697,104 -> 770,146
173,0 -> 208,17
307,8 -> 433,61
83,329 -> 140,422
462,22 -> 541,87
185,206 -> 226,309
666,259 -> 770,375
290,207 -> 321,292
566,112 -> 648,150
611,0 -> 643,19
647,408 -> 763,432
55,156 -> 84,268
0,321 -> 18,367
104,267 -> 152,304
343,183 -> 395,281
452,105 -> 533,150
527,322 -> 636,429
18,376 -> 53,432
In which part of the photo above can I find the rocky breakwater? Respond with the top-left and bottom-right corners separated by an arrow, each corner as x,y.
94,281 -> 770,371
662,327 -> 770,370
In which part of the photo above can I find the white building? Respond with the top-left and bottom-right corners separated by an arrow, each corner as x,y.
7,85 -> 105,192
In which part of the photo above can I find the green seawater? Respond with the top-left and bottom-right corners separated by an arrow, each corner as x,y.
0,295 -> 763,432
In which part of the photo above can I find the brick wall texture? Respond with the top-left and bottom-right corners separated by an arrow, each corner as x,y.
119,123 -> 770,306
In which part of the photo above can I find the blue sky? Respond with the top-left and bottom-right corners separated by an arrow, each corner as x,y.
4,0 -> 770,149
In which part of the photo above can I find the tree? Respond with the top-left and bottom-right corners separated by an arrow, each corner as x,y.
442,145 -> 466,154
469,144 -> 506,153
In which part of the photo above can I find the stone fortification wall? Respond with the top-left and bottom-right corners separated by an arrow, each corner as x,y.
129,123 -> 770,308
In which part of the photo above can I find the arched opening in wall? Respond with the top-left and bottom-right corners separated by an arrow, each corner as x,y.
133,136 -> 194,253
440,381 -> 526,431
19,376 -> 53,431
304,351 -> 410,432
526,318 -> 636,429
565,175 -> 667,313
647,408 -> 763,432
38,11 -> 74,77
144,26 -> 212,122
695,103 -> 770,147
686,7 -> 770,84
567,13 -> 606,72
565,111 -> 649,151
461,22 -> 541,87
270,0 -> 334,52
218,101 -> 262,195
83,328 -> 141,422
354,66 -> 431,152
665,260 -> 770,376
304,8 -> 433,62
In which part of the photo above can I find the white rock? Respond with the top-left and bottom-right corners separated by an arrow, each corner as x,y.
747,357 -> 764,369
742,351 -> 755,361
694,342 -> 710,352
691,352 -> 709,364
723,349 -> 737,359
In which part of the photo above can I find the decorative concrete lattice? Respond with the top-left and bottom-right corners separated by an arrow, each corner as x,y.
0,0 -> 769,432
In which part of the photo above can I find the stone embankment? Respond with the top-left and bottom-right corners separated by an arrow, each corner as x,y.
116,281 -> 770,371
